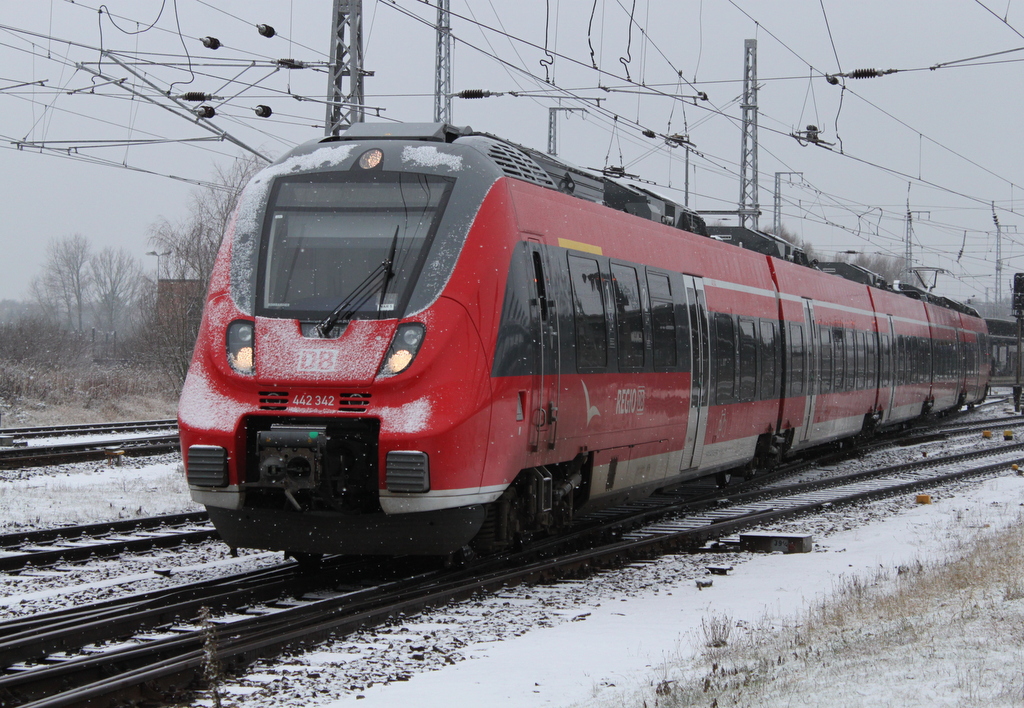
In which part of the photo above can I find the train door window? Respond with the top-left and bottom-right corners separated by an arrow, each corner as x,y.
896,335 -> 906,385
789,323 -> 805,396
819,327 -> 833,394
568,255 -> 608,370
713,313 -> 736,404
832,327 -> 846,391
920,337 -> 927,383
759,321 -> 778,400
611,264 -> 644,370
879,334 -> 891,387
738,318 -> 757,401
647,271 -> 676,369
865,332 -> 876,387
855,331 -> 867,389
916,337 -> 925,384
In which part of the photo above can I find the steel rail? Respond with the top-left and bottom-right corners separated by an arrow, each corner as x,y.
0,434 -> 180,469
0,521 -> 216,573
0,512 -> 208,551
1,420 -> 177,441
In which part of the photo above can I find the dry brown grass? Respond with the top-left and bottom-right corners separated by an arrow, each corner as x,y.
0,362 -> 177,426
655,511 -> 1024,707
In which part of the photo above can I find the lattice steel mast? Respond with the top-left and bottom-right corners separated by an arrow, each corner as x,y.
434,0 -> 452,123
325,0 -> 365,136
738,39 -> 759,229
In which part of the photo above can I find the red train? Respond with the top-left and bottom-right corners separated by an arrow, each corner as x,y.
178,122 -> 990,558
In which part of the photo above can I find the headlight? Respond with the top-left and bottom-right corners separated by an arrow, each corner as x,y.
378,323 -> 425,377
226,320 -> 255,375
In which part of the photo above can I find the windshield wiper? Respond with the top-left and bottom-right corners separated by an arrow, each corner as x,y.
314,225 -> 400,338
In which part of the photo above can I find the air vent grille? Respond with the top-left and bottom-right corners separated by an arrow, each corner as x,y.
258,391 -> 289,410
186,445 -> 228,487
487,143 -> 556,188
338,392 -> 372,412
386,451 -> 430,493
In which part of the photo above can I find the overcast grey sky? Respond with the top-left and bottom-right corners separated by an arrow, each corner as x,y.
1,0 -> 1022,304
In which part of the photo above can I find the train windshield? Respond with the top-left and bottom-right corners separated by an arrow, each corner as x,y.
258,172 -> 453,320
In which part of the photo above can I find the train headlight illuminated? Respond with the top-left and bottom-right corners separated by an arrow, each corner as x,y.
226,320 -> 255,375
358,148 -> 384,170
378,323 -> 425,377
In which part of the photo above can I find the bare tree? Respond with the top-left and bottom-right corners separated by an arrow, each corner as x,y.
842,252 -> 903,285
32,234 -> 93,330
149,154 -> 265,286
141,154 -> 266,389
91,247 -> 143,332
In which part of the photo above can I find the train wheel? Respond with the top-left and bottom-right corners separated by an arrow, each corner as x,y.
289,551 -> 324,573
444,545 -> 477,568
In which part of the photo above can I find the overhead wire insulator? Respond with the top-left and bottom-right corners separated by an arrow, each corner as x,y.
179,92 -> 213,102
277,59 -> 306,69
201,36 -> 221,50
849,68 -> 888,79
196,105 -> 216,119
642,129 -> 656,138
257,24 -> 276,38
456,89 -> 502,99
255,105 -> 273,118
826,68 -> 898,83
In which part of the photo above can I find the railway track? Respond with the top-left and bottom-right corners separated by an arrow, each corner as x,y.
0,434 -> 180,469
0,512 -> 212,572
0,420 -> 177,441
3,438 -> 1021,708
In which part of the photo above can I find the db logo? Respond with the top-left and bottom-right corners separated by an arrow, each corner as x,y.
297,349 -> 338,372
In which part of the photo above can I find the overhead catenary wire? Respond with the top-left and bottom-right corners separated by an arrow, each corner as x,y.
1,1 -> 1020,304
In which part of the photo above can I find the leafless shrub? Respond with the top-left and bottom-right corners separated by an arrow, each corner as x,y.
199,606 -> 224,708
701,612 -> 732,648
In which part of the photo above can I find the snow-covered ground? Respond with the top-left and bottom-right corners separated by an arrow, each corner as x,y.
194,473 -> 1024,708
0,453 -> 199,532
4,399 -> 1024,707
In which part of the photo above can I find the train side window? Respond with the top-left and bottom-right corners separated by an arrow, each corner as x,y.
647,271 -> 676,369
568,255 -> 608,370
879,333 -> 891,387
611,264 -> 644,370
714,313 -> 736,404
760,321 -> 778,400
864,332 -> 876,387
833,327 -> 846,391
915,337 -> 924,384
789,323 -> 805,396
855,331 -> 866,389
896,335 -> 905,385
819,327 -> 833,393
738,318 -> 757,401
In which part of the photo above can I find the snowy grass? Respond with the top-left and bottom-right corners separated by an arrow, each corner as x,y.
0,364 -> 178,427
627,509 -> 1024,708
0,459 -> 200,531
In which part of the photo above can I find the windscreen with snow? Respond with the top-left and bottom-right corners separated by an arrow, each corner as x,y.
257,172 -> 453,321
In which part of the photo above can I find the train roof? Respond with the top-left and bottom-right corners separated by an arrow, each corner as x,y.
284,122 -> 979,320
707,226 -> 810,265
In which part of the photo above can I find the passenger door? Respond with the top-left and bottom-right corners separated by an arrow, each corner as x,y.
797,299 -> 816,444
528,242 -> 560,452
682,276 -> 710,470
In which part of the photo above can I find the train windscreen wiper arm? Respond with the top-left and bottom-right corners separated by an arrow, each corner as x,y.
314,226 -> 400,338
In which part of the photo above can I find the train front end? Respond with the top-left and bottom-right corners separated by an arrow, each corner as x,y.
177,124 -> 507,556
